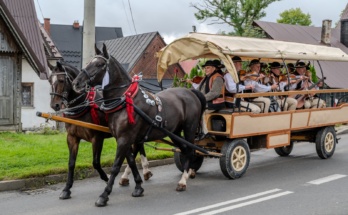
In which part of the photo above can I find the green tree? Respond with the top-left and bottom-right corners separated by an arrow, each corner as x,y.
191,0 -> 281,36
277,8 -> 312,26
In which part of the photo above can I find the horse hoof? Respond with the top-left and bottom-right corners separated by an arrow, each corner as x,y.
59,190 -> 71,200
176,184 -> 186,192
144,171 -> 153,181
119,178 -> 129,186
190,170 -> 196,179
132,187 -> 144,197
95,196 -> 109,207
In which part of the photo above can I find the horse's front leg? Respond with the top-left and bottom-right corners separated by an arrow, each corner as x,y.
60,134 -> 80,200
95,139 -> 131,207
92,135 -> 109,182
125,147 -> 144,197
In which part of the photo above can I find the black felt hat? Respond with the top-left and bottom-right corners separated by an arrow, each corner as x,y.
295,61 -> 306,68
202,59 -> 225,68
249,59 -> 260,66
232,56 -> 242,62
269,62 -> 283,69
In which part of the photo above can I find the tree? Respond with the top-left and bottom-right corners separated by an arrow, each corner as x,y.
277,8 -> 312,26
191,0 -> 281,36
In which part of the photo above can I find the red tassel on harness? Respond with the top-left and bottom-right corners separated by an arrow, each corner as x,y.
126,92 -> 135,124
88,88 -> 100,125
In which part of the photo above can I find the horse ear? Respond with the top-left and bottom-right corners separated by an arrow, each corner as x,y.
95,43 -> 102,55
47,60 -> 54,70
102,43 -> 109,59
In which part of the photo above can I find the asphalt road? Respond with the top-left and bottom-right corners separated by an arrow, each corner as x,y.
1,134 -> 348,215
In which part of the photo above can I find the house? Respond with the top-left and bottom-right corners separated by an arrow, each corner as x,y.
0,0 -> 57,131
253,5 -> 348,89
99,32 -> 186,92
43,19 -> 123,70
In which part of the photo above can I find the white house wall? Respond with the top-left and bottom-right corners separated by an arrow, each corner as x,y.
21,59 -> 54,130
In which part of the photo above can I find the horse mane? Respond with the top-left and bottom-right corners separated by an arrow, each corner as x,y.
109,56 -> 131,81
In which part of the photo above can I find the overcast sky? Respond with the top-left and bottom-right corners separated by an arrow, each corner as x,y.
34,0 -> 347,43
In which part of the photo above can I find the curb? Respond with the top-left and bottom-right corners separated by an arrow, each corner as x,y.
0,158 -> 174,192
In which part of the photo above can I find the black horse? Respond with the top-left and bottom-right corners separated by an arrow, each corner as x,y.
48,61 -> 153,199
72,44 -> 206,207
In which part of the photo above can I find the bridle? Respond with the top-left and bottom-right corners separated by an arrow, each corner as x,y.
50,65 -> 84,107
81,55 -> 110,86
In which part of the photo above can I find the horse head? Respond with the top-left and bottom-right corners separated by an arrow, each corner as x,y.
48,61 -> 80,111
73,43 -> 131,96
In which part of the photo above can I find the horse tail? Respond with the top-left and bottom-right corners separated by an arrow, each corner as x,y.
190,89 -> 206,116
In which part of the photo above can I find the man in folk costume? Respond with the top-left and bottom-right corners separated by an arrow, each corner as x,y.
291,61 -> 326,109
243,59 -> 278,113
269,62 -> 297,111
198,59 -> 225,134
224,56 -> 261,113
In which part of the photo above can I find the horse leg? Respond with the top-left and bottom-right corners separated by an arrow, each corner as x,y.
139,145 -> 153,181
119,164 -> 131,186
95,139 -> 142,207
176,148 -> 193,192
92,135 -> 109,182
119,143 -> 152,185
60,134 -> 80,199
125,147 -> 144,197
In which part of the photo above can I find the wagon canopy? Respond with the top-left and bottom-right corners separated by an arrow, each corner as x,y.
156,33 -> 348,82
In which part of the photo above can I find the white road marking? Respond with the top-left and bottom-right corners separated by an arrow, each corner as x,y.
307,174 -> 347,185
174,189 -> 283,215
200,191 -> 293,215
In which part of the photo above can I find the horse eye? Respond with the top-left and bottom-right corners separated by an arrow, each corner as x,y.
58,79 -> 64,83
97,63 -> 104,67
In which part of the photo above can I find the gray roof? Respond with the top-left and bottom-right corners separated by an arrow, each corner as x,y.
99,32 -> 159,73
254,20 -> 348,88
0,0 -> 48,79
49,24 -> 123,69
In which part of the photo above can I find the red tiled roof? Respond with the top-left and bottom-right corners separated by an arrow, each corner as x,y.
0,0 -> 48,79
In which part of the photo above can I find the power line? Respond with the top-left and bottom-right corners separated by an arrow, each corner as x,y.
121,0 -> 133,35
36,0 -> 45,20
127,0 -> 138,35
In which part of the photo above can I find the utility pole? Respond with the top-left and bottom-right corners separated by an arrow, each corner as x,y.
82,0 -> 96,67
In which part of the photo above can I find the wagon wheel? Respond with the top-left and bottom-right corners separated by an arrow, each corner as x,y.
219,139 -> 250,179
315,126 -> 336,159
274,141 -> 294,156
174,152 -> 204,172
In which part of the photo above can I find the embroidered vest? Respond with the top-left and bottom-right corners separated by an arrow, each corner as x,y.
207,72 -> 225,110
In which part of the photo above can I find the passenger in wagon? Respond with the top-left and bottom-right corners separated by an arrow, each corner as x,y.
224,56 -> 261,113
291,61 -> 326,109
243,59 -> 278,113
269,62 -> 297,111
198,59 -> 226,134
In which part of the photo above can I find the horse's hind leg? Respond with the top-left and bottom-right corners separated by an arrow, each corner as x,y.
60,134 -> 80,200
92,135 -> 109,182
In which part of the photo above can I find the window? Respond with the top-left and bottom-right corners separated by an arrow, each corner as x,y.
21,83 -> 34,107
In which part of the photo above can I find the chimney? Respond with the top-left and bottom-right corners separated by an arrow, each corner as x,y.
44,18 -> 50,35
73,20 -> 80,29
321,19 -> 332,45
341,19 -> 348,47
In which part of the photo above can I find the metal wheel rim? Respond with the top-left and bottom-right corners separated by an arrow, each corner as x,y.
324,132 -> 334,152
231,146 -> 247,171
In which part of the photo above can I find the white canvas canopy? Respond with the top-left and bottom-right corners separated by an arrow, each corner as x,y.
156,33 -> 348,82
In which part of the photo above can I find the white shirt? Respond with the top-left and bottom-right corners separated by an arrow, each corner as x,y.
224,73 -> 245,93
244,79 -> 271,92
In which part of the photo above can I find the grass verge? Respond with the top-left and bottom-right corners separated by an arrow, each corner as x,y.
0,132 -> 174,181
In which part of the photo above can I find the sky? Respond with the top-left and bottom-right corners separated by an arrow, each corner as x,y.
34,0 -> 347,43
